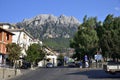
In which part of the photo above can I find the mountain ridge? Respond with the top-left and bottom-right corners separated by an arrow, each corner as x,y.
16,14 -> 80,49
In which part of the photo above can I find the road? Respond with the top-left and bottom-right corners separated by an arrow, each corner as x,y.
9,67 -> 120,80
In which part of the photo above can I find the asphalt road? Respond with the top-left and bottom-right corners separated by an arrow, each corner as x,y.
9,67 -> 120,80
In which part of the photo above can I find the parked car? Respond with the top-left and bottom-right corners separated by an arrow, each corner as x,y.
67,62 -> 76,67
46,63 -> 53,68
103,61 -> 120,74
21,61 -> 31,69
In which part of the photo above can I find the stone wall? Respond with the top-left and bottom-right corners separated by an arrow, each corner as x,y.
0,68 -> 21,80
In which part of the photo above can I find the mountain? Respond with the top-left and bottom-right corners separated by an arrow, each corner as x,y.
16,14 -> 80,50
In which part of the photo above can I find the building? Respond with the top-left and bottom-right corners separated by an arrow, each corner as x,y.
0,23 -> 57,67
0,27 -> 14,65
8,28 -> 34,58
38,47 -> 58,67
31,39 -> 43,45
0,23 -> 15,29
45,47 -> 58,66
0,23 -> 35,58
0,23 -> 47,67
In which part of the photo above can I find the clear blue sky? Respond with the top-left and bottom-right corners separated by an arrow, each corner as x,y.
0,0 -> 120,23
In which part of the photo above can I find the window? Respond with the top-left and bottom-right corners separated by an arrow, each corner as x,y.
6,34 -> 9,40
23,34 -> 26,39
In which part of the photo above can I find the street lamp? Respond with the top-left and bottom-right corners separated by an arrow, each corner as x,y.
44,57 -> 46,67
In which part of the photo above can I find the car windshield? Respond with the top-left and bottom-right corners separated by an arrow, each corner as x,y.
47,63 -> 52,65
68,62 -> 75,64
107,61 -> 120,65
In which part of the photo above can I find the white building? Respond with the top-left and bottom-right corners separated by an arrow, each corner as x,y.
0,23 -> 41,57
0,23 -> 16,29
31,39 -> 43,45
38,47 -> 58,67
8,29 -> 34,57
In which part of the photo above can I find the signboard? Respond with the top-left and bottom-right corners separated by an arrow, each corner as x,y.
94,54 -> 102,61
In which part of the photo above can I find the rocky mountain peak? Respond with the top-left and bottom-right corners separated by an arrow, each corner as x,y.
16,14 -> 80,39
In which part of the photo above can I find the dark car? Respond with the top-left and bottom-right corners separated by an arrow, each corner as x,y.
57,62 -> 63,66
21,61 -> 31,69
67,62 -> 76,67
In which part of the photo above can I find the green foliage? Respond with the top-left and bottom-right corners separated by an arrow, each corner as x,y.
70,16 -> 99,60
97,14 -> 120,59
6,43 -> 21,67
57,54 -> 64,65
71,14 -> 120,60
43,38 -> 70,51
57,54 -> 64,61
26,43 -> 45,64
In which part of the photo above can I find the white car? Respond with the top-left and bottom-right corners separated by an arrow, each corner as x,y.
46,63 -> 53,68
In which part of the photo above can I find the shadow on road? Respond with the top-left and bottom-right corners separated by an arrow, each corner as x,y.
66,69 -> 120,79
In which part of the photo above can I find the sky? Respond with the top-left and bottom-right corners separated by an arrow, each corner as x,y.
0,0 -> 120,23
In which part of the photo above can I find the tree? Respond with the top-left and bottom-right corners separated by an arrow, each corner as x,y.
57,53 -> 64,65
97,14 -> 120,61
70,16 -> 99,60
6,43 -> 21,68
26,43 -> 45,66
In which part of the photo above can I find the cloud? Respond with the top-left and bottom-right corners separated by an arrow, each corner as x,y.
115,7 -> 120,11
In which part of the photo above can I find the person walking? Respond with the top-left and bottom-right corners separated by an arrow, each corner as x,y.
84,55 -> 89,68
79,61 -> 82,68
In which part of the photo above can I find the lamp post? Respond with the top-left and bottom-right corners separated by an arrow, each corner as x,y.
44,57 -> 46,67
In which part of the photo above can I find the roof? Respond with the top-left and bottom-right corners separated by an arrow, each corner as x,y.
0,23 -> 11,26
8,28 -> 34,39
44,46 -> 57,56
0,27 -> 14,35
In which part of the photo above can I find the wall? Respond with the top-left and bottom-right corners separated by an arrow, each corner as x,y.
11,30 -> 33,56
0,68 -> 21,80
0,31 -> 12,54
46,55 -> 57,66
2,25 -> 10,29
